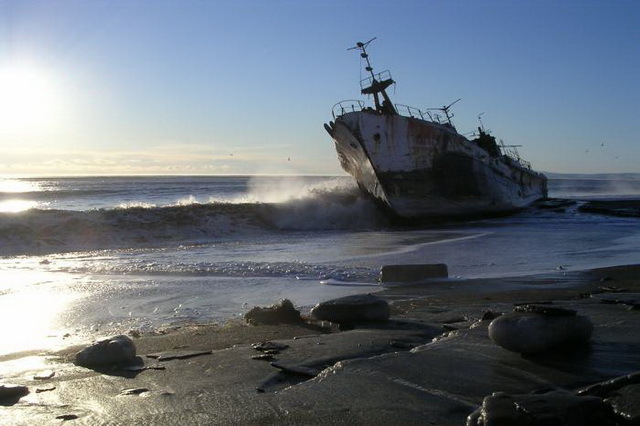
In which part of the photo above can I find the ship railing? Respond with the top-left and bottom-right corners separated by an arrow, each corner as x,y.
394,104 -> 435,121
499,141 -> 532,169
519,159 -> 532,169
332,100 -> 365,119
394,104 -> 423,119
360,70 -> 393,91
333,99 -> 446,123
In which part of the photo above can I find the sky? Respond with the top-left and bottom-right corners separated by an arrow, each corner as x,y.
1,0 -> 638,176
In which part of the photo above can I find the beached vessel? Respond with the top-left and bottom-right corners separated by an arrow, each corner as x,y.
324,39 -> 548,219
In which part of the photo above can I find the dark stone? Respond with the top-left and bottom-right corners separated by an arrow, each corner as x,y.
488,312 -> 593,353
74,335 -> 137,368
466,391 -> 621,426
310,294 -> 390,324
0,384 -> 29,404
244,299 -> 303,325
481,310 -> 502,321
56,414 -> 79,420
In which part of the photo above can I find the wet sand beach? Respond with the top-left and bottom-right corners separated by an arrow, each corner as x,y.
1,264 -> 639,425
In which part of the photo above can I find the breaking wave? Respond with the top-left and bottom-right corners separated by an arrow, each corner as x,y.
0,184 -> 386,256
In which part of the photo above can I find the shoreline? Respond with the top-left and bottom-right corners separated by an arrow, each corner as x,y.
1,263 -> 639,424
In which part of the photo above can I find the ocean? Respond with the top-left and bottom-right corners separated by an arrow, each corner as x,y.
1,174 -> 640,355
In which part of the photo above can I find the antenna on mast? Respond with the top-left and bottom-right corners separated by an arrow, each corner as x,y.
348,38 -> 396,115
348,37 -> 377,81
428,98 -> 461,127
477,112 -> 485,131
441,98 -> 461,125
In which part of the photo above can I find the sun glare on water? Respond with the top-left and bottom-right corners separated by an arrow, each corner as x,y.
0,64 -> 61,134
0,179 -> 41,212
0,270 -> 78,356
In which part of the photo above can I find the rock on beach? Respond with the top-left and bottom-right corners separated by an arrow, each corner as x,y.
466,391 -> 619,426
244,299 -> 303,325
74,335 -> 137,368
488,306 -> 593,354
0,384 -> 29,404
310,294 -> 390,324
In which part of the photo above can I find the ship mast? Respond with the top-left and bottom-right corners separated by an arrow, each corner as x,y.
349,38 -> 396,115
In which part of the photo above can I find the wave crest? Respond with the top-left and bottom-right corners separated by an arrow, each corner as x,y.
0,182 -> 385,255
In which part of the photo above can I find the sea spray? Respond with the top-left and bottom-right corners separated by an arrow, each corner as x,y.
242,176 -> 385,230
0,182 -> 386,255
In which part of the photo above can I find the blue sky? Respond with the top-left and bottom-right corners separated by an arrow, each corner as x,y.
1,0 -> 638,176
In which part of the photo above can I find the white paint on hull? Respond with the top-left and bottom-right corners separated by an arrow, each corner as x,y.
326,111 -> 548,218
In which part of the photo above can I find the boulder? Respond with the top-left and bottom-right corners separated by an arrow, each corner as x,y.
466,391 -> 620,426
310,294 -> 390,324
488,306 -> 593,353
74,335 -> 137,368
379,263 -> 448,284
604,383 -> 640,423
0,384 -> 29,404
244,299 -> 303,325
579,371 -> 640,423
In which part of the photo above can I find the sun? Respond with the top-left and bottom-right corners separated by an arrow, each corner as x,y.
0,64 -> 60,134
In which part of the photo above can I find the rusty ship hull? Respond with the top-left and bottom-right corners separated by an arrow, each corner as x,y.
324,111 -> 548,219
